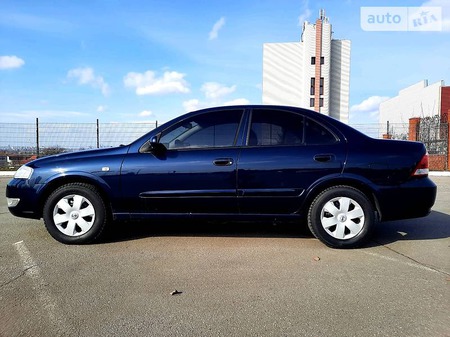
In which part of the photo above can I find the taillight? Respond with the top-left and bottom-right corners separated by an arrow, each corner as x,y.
412,153 -> 429,177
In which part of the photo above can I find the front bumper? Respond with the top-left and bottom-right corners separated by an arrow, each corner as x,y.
6,178 -> 43,219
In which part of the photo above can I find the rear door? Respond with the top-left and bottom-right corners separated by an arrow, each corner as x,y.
236,108 -> 346,214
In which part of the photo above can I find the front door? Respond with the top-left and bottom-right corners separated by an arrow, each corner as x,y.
120,109 -> 244,214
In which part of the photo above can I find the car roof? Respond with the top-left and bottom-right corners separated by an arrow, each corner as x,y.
130,105 -> 368,149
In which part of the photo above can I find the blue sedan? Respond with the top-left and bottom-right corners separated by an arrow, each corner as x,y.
6,105 -> 437,248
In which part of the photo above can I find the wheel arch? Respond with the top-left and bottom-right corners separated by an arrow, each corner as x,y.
300,175 -> 381,220
37,173 -> 113,219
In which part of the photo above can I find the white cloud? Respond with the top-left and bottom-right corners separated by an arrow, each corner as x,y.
351,96 -> 390,113
0,55 -> 25,69
209,17 -> 226,40
183,99 -> 204,112
67,67 -> 110,96
139,110 -> 153,117
223,98 -> 250,106
350,96 -> 390,123
421,0 -> 450,31
298,0 -> 312,26
124,70 -> 190,95
201,82 -> 236,100
183,82 -> 249,112
97,105 -> 107,112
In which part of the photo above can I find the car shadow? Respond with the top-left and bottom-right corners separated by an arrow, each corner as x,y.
99,211 -> 450,247
100,219 -> 314,244
370,210 -> 450,246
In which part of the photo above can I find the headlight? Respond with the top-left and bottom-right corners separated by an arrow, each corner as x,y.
14,165 -> 34,179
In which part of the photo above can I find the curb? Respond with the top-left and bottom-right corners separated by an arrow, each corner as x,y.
429,171 -> 450,177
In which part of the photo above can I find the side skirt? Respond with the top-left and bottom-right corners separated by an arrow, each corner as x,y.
113,212 -> 303,222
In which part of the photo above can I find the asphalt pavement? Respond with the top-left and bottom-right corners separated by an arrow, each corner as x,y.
1,176 -> 449,337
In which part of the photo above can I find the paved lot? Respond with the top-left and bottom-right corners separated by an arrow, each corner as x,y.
1,176 -> 449,337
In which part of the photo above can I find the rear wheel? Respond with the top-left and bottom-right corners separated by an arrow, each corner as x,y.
308,186 -> 376,248
43,183 -> 109,244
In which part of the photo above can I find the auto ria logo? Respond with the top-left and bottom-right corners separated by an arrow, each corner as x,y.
361,7 -> 442,31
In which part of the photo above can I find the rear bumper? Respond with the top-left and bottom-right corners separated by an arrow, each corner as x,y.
377,177 -> 437,221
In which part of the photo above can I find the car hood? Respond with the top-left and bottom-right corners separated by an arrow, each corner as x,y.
27,146 -> 130,169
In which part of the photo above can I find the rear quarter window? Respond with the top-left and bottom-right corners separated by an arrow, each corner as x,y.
304,117 -> 338,145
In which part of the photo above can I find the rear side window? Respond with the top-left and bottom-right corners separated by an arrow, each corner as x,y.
248,109 -> 338,146
304,117 -> 338,145
159,109 -> 243,149
249,109 -> 304,146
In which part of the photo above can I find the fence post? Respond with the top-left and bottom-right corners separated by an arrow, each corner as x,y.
408,118 -> 420,141
383,121 -> 392,139
97,119 -> 100,149
36,118 -> 40,158
446,111 -> 450,171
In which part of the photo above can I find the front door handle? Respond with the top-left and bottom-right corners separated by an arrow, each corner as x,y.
314,154 -> 333,163
213,158 -> 234,166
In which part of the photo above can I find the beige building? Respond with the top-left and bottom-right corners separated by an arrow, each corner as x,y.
379,80 -> 450,125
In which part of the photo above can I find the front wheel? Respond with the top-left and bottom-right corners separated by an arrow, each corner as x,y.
307,186 -> 376,248
43,183 -> 109,244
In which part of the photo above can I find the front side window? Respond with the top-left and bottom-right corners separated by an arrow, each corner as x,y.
159,110 -> 243,149
248,109 -> 304,146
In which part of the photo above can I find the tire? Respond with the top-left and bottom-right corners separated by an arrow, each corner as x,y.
307,186 -> 376,249
43,183 -> 109,244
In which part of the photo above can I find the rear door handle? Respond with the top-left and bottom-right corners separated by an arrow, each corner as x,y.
314,154 -> 333,163
213,158 -> 234,166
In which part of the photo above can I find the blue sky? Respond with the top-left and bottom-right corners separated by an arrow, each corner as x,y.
1,0 -> 449,125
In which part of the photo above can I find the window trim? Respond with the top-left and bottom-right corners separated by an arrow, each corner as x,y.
154,109 -> 245,151
245,108 -> 341,148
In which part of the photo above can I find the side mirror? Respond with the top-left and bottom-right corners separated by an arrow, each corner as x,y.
139,137 -> 167,155
149,141 -> 167,154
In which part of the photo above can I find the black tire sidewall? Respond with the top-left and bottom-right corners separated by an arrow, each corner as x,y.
308,186 -> 375,249
43,183 -> 107,244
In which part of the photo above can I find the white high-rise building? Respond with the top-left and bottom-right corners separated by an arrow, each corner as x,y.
263,10 -> 351,123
